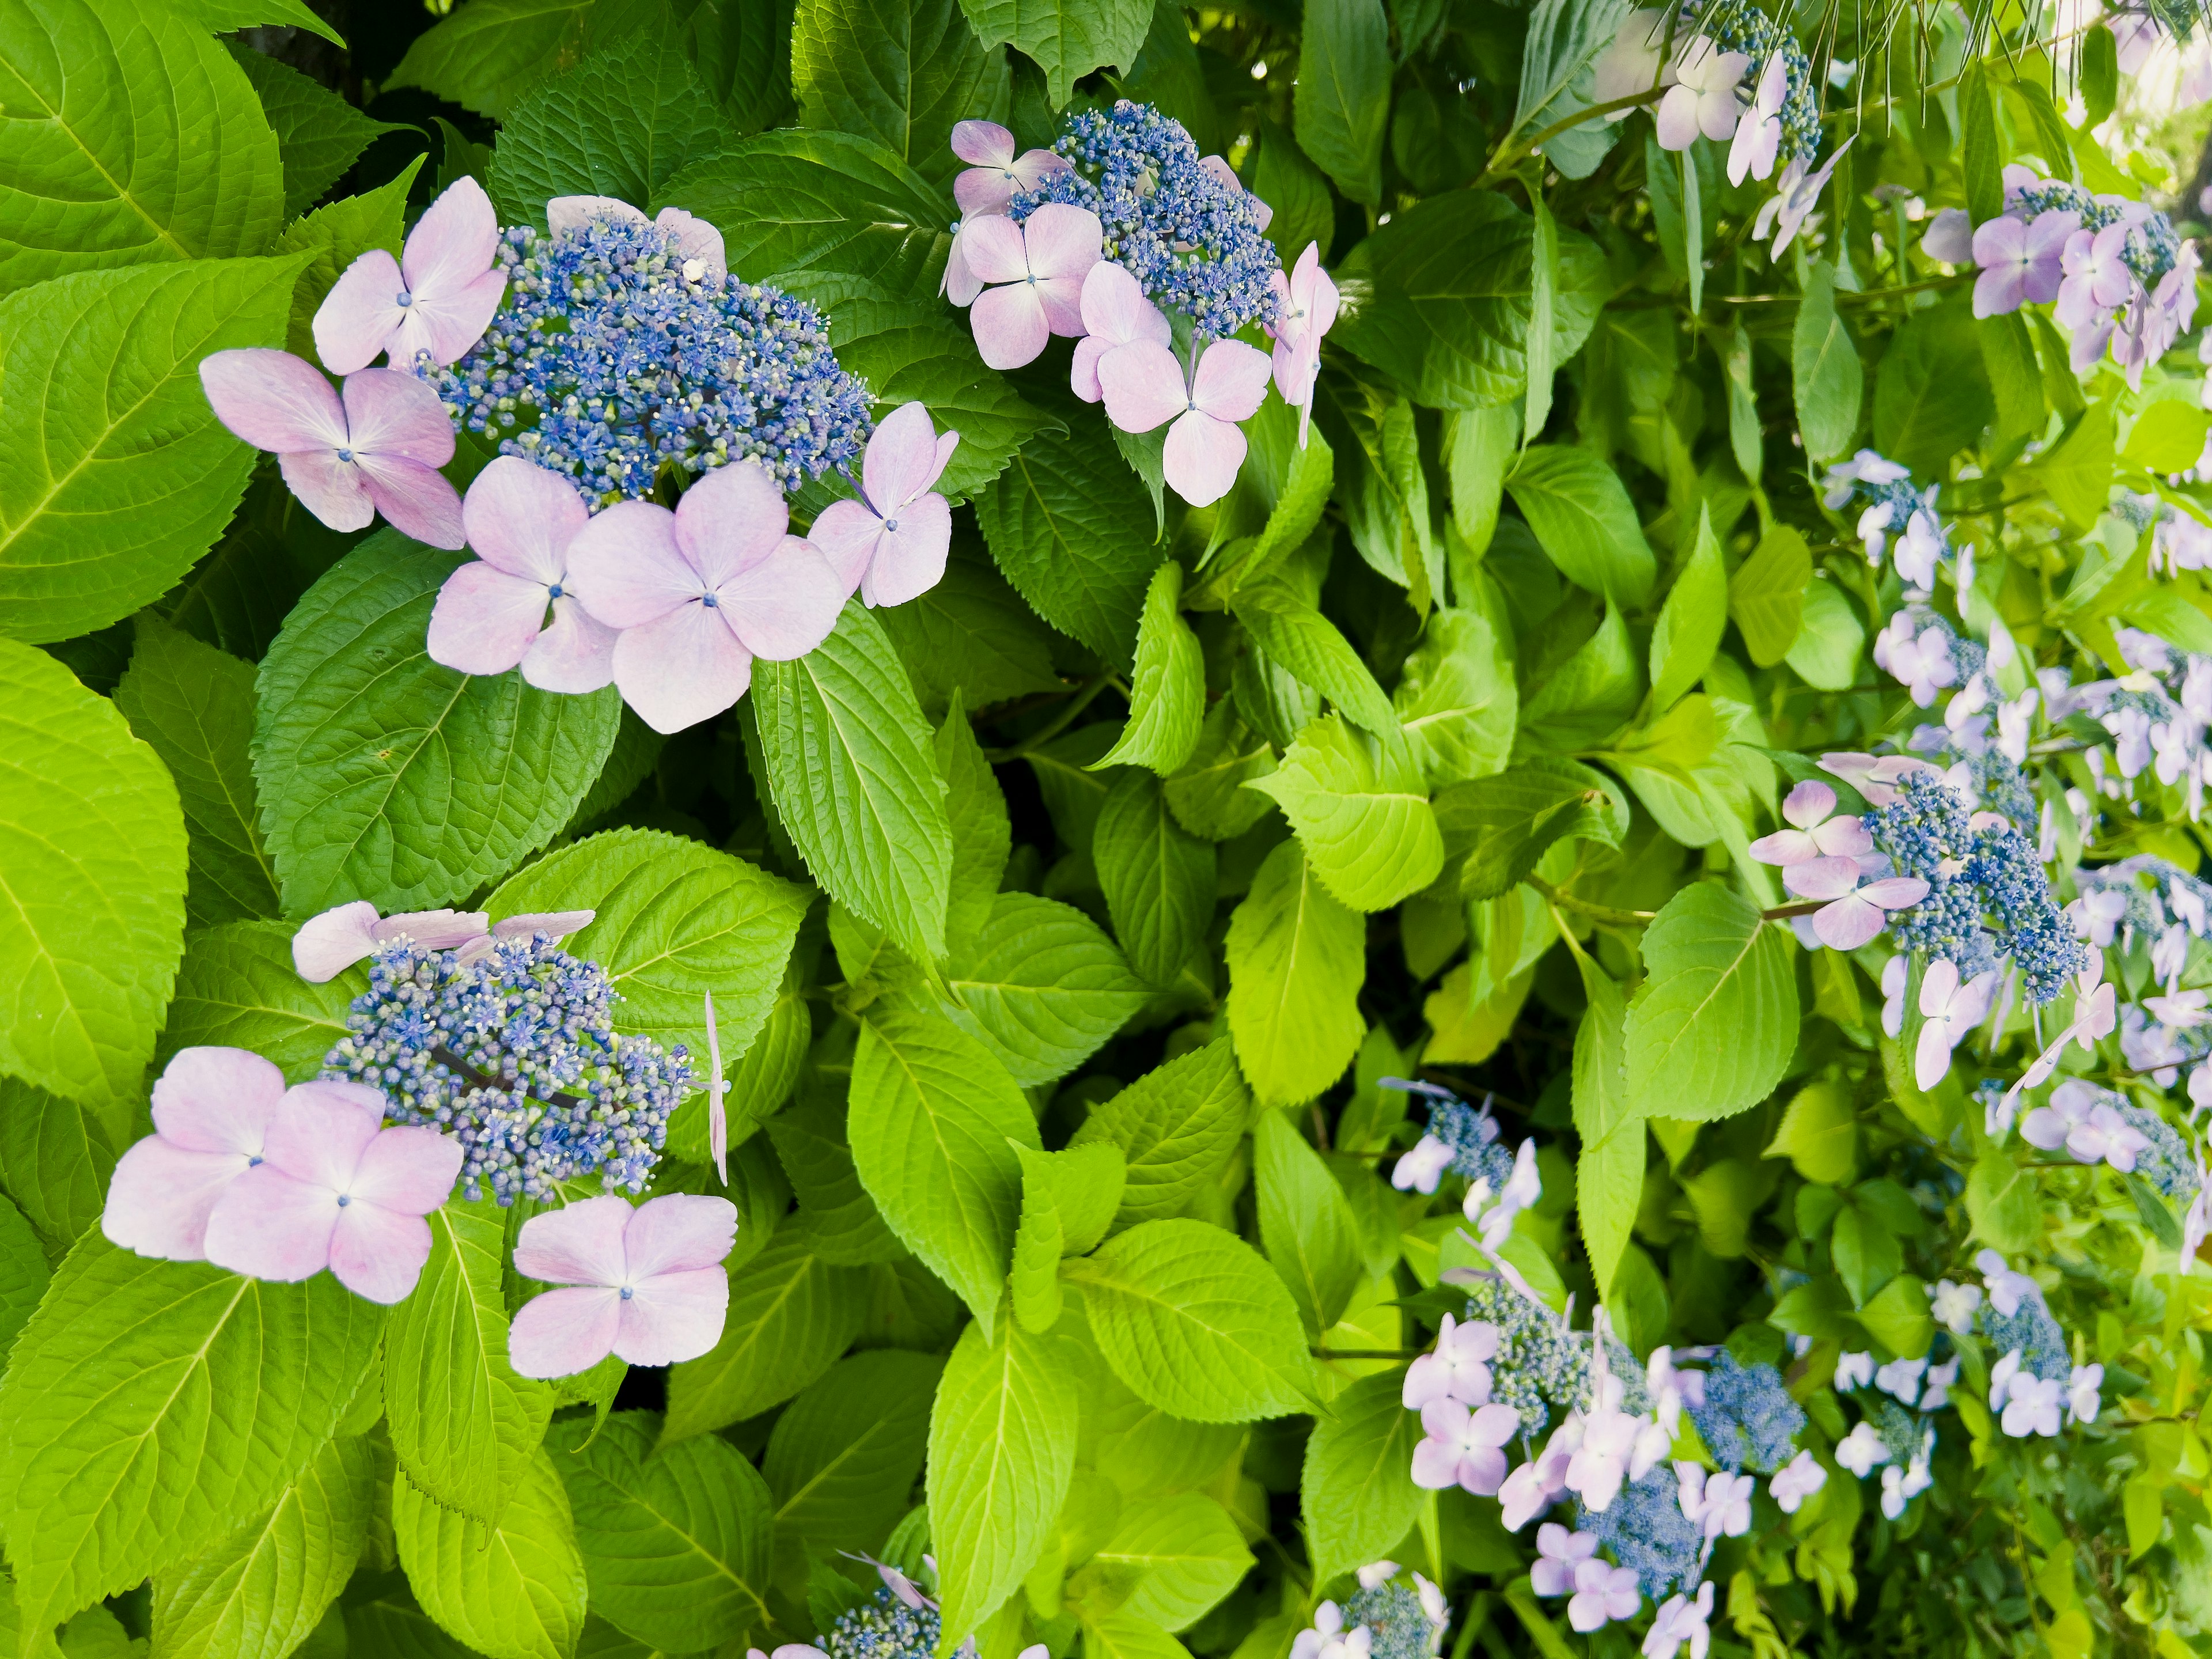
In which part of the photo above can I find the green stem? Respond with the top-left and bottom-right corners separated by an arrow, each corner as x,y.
986,675 -> 1115,761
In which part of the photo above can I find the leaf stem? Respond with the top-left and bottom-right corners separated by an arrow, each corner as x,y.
1528,876 -> 1656,927
1479,88 -> 1667,185
986,675 -> 1116,761
1311,1347 -> 1423,1360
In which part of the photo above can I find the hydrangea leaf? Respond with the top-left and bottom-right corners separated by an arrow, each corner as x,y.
1069,1038 -> 1249,1232
387,0 -> 597,120
934,691 -> 1013,950
253,531 -> 622,918
154,920 -> 358,1084
832,313 -> 1056,501
878,543 -> 1063,721
1393,607 -> 1516,789
1224,839 -> 1366,1107
0,1237 -> 384,1642
1623,884 -> 1797,1123
1294,0 -> 1389,206
763,1349 -> 943,1578
1726,523 -> 1812,669
794,0 -> 1010,181
1300,1371 -> 1423,1591
1503,446 -> 1656,609
0,1194 -> 48,1370
0,0 -> 284,291
1440,757 -> 1628,904
944,892 -> 1151,1085
0,1078 -> 117,1265
1164,702 -> 1277,842
664,1231 -> 873,1440
1069,1491 -> 1254,1631
1094,563 -> 1205,775
391,1444 -> 588,1659
953,0 -> 1151,107
0,640 -> 186,1119
1230,584 -> 1398,734
1247,714 -> 1443,913
765,1078 -> 908,1266
1095,768 -> 1217,988
1251,1110 -> 1362,1339
1790,262 -> 1861,462
226,44 -> 411,220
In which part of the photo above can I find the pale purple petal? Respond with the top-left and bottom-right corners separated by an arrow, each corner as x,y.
277,450 -> 376,533
509,1285 -> 624,1377
972,282 -> 1052,369
401,176 -> 500,307
613,1267 -> 731,1365
1782,855 -> 1860,901
201,349 -> 349,452
942,224 -> 985,307
1782,780 -> 1835,828
566,500 -> 698,628
859,494 -> 951,609
312,248 -> 408,374
261,1089 -> 382,1191
514,1193 -> 634,1286
341,369 -> 456,469
810,498 -> 885,596
327,1202 -> 436,1302
1189,339 -> 1272,422
673,461 -> 789,589
1071,335 -> 1114,402
151,1046 -> 288,1152
1747,828 -> 1816,865
654,206 -> 726,278
1078,260 -> 1171,349
1458,1446 -> 1509,1496
520,597 -> 618,693
1163,410 -> 1248,507
955,169 -> 1019,217
416,268 -> 507,367
1915,1019 -> 1956,1090
102,1137 -> 252,1260
862,403 -> 947,513
959,214 -> 1030,284
203,1165 -> 341,1282
611,601 -> 754,733
347,1124 -> 463,1213
1653,85 -> 1702,149
1036,274 -> 1088,336
372,910 -> 488,951
547,195 -> 649,236
950,120 -> 1016,168
426,562 -> 548,676
1022,202 -> 1104,282
292,900 -> 382,982
1975,263 -> 2028,318
622,1193 -> 740,1279
1410,1438 -> 1461,1489
1097,337 -> 1191,433
355,455 -> 466,550
492,910 -> 595,940
1858,877 -> 1929,908
463,455 -> 588,583
717,536 -> 846,659
1812,895 -> 1886,950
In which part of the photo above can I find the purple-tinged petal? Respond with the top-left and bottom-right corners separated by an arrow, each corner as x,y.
717,536 -> 845,660
292,900 -> 382,981
289,1078 -> 393,1120
1458,1446 -> 1509,1496
1022,202 -> 1103,281
1071,335 -> 1115,402
261,1091 -> 383,1192
942,222 -> 986,307
373,909 -> 488,951
328,1202 -> 436,1302
971,281 -> 1052,369
566,500 -> 696,628
612,1266 -> 730,1365
673,461 -> 788,588
427,562 -> 548,676
509,1285 -> 624,1377
1653,85 -> 1702,149
341,369 -> 456,469
862,403 -> 945,513
415,267 -> 507,367
1079,260 -> 1171,349
547,195 -> 649,236
654,206 -> 726,277
492,910 -> 596,941
203,1165 -> 340,1282
277,450 -> 376,533
611,601 -> 755,733
1190,339 -> 1272,422
357,455 -> 466,549
1036,274 -> 1088,336
201,349 -> 349,452
955,169 -> 1018,217
1747,828 -> 1816,865
1783,855 -> 1859,901
810,498 -> 885,596
514,1193 -> 634,1286
151,1046 -> 287,1153
1097,337 -> 1190,433
1858,877 -> 1929,908
959,214 -> 1030,285
950,119 -> 1016,168
1974,264 -> 2027,318
1163,410 -> 1248,507
705,990 -> 728,1184
402,176 -> 500,306
463,456 -> 589,584
1782,780 -> 1835,828
102,1137 -> 252,1260
1812,896 -> 1886,950
1914,1020 -> 1956,1090
859,494 -> 951,609
623,1193 -> 740,1280
521,597 -> 618,693
312,249 -> 408,374
347,1124 -> 463,1213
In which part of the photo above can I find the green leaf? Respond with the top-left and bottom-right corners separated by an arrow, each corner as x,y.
0,256 -> 308,642
1067,1217 -> 1315,1422
765,1350 -> 942,1573
392,1445 -> 589,1659
1872,303 -> 1992,477
794,0 -> 1007,177
953,0 -> 1150,106
0,1237 -> 384,1640
1019,1141 -> 1123,1256
753,599 -> 954,964
150,1434 -> 374,1659
666,1230 -> 874,1439
1766,1081 -> 1858,1185
1648,506 -> 1726,713
1791,262 -> 1861,461
184,0 -> 346,44
1335,190 -> 1603,412
0,0 -> 284,290
1096,770 -> 1217,988
386,1203 -> 555,1527
834,313 -> 1055,501
1965,1150 -> 2041,1254
275,158 -> 418,360
1231,584 -> 1398,734
1069,1040 -> 1251,1230
0,1078 -> 116,1263
388,0 -> 597,120
1293,0 -> 1389,206
0,1194 -> 49,1368
1300,1371 -> 1422,1590
1623,884 -> 1796,1123
227,44 -> 409,220
254,532 -> 621,916
1960,66 -> 2002,226
1096,564 -> 1205,774
1394,607 -> 1515,789
2039,402 -> 2115,533
929,1315 -> 1079,1643
1727,523 -> 1812,669
1506,0 -> 1630,179
1010,1162 -> 1067,1333
1225,839 -> 1366,1107
0,639 -> 185,1116
1503,447 -> 1656,607
936,691 -> 1013,949
1441,756 -> 1626,903
1525,189 -> 1555,440
155,920 -> 355,1083
547,1410 -> 774,1652
850,1006 -> 1038,1334
767,1077 -> 906,1266
1251,1110 -> 1361,1337
945,892 -> 1151,1085
488,826 -> 812,1074
1164,703 -> 1276,842
1249,714 -> 1442,913
880,543 -> 1063,719
1568,946 -> 1638,1299
1249,118 -> 1334,275
113,617 -> 281,927
2123,402 -> 2212,472
1071,1491 -> 1253,1631
1783,578 -> 1864,692
491,30 -> 732,220
974,396 -> 1158,669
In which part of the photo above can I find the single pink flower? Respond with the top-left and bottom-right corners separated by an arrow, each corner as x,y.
950,120 -> 1069,216
1783,855 -> 1929,950
1972,210 -> 2077,317
508,1192 -> 739,1376
1727,53 -> 1786,185
961,203 -> 1103,369
565,462 -> 846,734
1915,957 -> 1997,1089
1266,241 -> 1341,446
1097,336 -> 1272,507
201,1085 -> 464,1304
427,456 -> 618,692
103,1047 -> 293,1261
1071,261 -> 1172,403
292,899 -> 491,982
1748,781 -> 1874,866
1567,1560 -> 1640,1633
1654,37 -> 1747,149
312,176 -> 505,374
809,403 -> 960,608
200,350 -> 464,547
1530,1525 -> 1598,1597
2057,224 -> 2136,328
546,196 -> 727,279
1410,1399 -> 1519,1495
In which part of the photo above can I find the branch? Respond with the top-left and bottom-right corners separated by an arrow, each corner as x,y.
1528,875 -> 1656,927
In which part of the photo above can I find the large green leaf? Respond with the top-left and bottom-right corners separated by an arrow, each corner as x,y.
150,1434 -> 374,1659
832,313 -> 1056,501
1726,523 -> 1812,669
1791,262 -> 1862,461
1095,563 -> 1205,775
1224,839 -> 1366,1108
945,891 -> 1150,1085
546,1411 -> 773,1653
1872,301 -> 1993,478
0,1194 -> 48,1369
1251,1110 -> 1361,1338
1393,607 -> 1514,788
0,1237 -> 384,1641
0,256 -> 305,643
1503,0 -> 1631,179
113,617 -> 281,927
1232,582 -> 1398,736
154,920 -> 357,1083
254,532 -> 622,918
490,827 -> 812,1073
849,1006 -> 1037,1335
1071,1491 -> 1254,1631
392,1445 -> 589,1659
1442,756 -> 1626,903
794,0 -> 1007,178
1164,703 -> 1277,842
1300,1372 -> 1422,1589
764,1349 -> 942,1572
753,599 -> 953,963
1294,0 -> 1389,205
1569,946 -> 1639,1299
953,0 -> 1151,106
927,1316 -> 1078,1641
1067,1218 -> 1315,1423
1070,1040 -> 1252,1231
1096,769 -> 1216,989
0,1077 -> 116,1263
1647,506 -> 1725,712
1248,714 -> 1443,912
1503,447 -> 1655,607
0,0 -> 284,290
387,0 -> 597,120
1623,884 -> 1797,1122
0,639 -> 185,1118
226,44 -> 410,221
878,543 -> 1063,719
665,1229 -> 873,1439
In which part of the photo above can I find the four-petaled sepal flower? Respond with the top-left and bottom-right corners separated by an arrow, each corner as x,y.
509,1192 -> 740,1376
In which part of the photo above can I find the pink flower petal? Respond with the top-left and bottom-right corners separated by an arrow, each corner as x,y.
200,349 -> 349,452
292,900 -> 382,981
1163,410 -> 1248,507
950,120 -> 1016,168
427,562 -> 548,677
515,1193 -> 635,1286
1858,877 -> 1929,908
1782,780 -> 1836,828
1071,335 -> 1113,402
373,909 -> 488,951
1653,85 -> 1702,149
151,1046 -> 287,1153
810,498 -> 884,596
716,536 -> 846,659
566,500 -> 696,629
413,267 -> 507,368
462,457 -> 588,584
673,462 -> 788,590
1782,855 -> 1859,901
357,455 -> 466,550
955,170 -> 1019,217
959,214 -> 1031,285
859,495 -> 950,609
943,224 -> 985,307
342,369 -> 456,469
102,1137 -> 253,1260
1457,1446 -> 1508,1496
347,1124 -> 462,1213
612,1266 -> 730,1365
328,1202 -> 437,1303
261,1091 -> 384,1192
1190,339 -> 1272,422
1035,274 -> 1088,336
1914,1020 -> 1955,1090
1812,895 -> 1886,950
1021,202 -> 1103,281
276,450 -> 376,533
862,403 -> 946,513
509,1285 -> 624,1377
611,601 -> 755,733
491,910 -> 596,940
654,206 -> 726,277
1097,337 -> 1190,434
1081,260 -> 1171,349
971,281 -> 1052,369
203,1165 -> 342,1282
1746,828 -> 1815,865
402,177 -> 500,312
312,248 -> 408,374
520,596 -> 618,694
547,196 -> 649,236
623,1194 -> 740,1280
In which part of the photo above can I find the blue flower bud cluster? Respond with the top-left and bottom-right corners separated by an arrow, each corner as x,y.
1687,1351 -> 1806,1475
1342,1581 -> 1446,1659
1574,1464 -> 1705,1601
323,934 -> 691,1204
1010,100 -> 1281,339
430,215 -> 872,506
1978,1293 -> 2071,1384
2115,1097 -> 2200,1199
2013,180 -> 2184,287
1684,2 -> 1821,160
1422,1089 -> 1520,1196
1902,730 -> 2035,831
1866,772 -> 2086,1002
1460,1278 -> 1592,1437
823,1588 -> 942,1659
